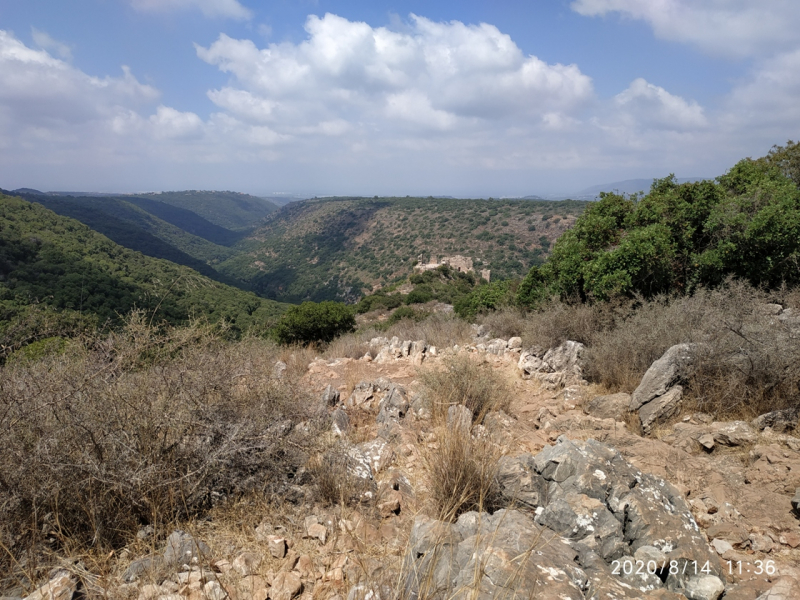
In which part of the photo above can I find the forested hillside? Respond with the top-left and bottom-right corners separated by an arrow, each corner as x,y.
125,191 -> 279,231
219,196 -> 588,303
0,194 -> 287,354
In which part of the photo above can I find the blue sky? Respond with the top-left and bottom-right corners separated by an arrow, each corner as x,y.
1,0 -> 798,196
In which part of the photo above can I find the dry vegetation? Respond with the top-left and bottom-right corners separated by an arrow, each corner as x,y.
419,354 -> 511,424
479,280 -> 800,419
0,313 -> 324,586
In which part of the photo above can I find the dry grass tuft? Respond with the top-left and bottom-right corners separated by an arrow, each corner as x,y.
422,427 -> 501,522
419,354 -> 510,424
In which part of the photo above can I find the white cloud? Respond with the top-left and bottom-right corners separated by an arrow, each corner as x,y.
130,0 -> 251,20
31,27 -> 72,61
571,0 -> 800,58
615,78 -> 707,130
149,106 -> 204,139
196,13 -> 595,133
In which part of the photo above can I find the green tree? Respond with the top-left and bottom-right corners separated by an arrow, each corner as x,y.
272,301 -> 356,345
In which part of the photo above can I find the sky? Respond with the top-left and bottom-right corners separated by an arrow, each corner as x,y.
1,0 -> 799,197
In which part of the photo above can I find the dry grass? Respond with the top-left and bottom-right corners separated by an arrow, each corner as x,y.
0,312 -> 326,587
419,354 -> 510,424
422,426 -> 501,522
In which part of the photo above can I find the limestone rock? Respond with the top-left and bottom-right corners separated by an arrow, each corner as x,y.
267,535 -> 287,559
376,386 -> 409,425
232,552 -> 262,576
331,407 -> 350,437
639,385 -> 684,434
446,404 -> 472,431
321,385 -> 340,406
682,575 -> 725,600
22,571 -> 76,600
752,408 -> 799,433
270,572 -> 302,600
543,340 -> 586,378
585,393 -> 631,420
631,343 -> 698,411
163,530 -> 212,566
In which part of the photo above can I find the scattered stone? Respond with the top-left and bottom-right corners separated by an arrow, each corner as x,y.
346,381 -> 376,409
356,438 -> 394,475
711,421 -> 756,446
274,361 -> 287,378
270,572 -> 302,600
699,433 -> 716,451
203,581 -> 228,600
683,575 -> 725,600
638,385 -> 684,434
543,340 -> 586,378
376,386 -> 409,424
232,552 -> 262,577
631,343 -> 699,411
254,522 -> 273,541
123,556 -> 165,583
267,536 -> 288,559
711,538 -> 734,555
237,575 -> 269,600
507,336 -> 522,349
307,523 -> 327,544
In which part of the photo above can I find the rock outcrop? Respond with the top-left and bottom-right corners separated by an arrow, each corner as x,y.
406,437 -> 724,599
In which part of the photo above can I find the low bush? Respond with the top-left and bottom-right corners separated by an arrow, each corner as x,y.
272,300 -> 356,345
0,313 -> 323,576
420,355 -> 510,423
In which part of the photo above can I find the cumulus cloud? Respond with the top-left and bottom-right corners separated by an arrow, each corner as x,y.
196,13 -> 594,134
130,0 -> 252,20
0,30 -> 158,128
571,0 -> 800,58
615,78 -> 707,130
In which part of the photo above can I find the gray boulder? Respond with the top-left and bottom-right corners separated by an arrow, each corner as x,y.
752,408 -> 799,433
376,386 -> 409,424
331,407 -> 350,436
543,340 -> 586,377
638,385 -> 684,434
631,343 -> 698,411
403,437 -> 724,599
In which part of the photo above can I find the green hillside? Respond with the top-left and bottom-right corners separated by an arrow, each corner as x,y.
219,196 -> 588,303
0,194 -> 287,339
126,191 -> 279,231
14,194 -> 238,281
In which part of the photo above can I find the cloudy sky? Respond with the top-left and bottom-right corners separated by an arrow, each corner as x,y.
1,0 -> 799,197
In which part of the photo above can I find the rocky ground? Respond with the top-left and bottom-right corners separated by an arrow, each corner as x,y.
18,327 -> 800,600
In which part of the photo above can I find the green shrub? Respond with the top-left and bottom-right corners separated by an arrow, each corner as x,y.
518,154 -> 800,306
454,280 -> 514,320
405,288 -> 433,304
272,301 -> 356,345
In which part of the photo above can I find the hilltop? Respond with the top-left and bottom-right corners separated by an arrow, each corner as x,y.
219,196 -> 588,303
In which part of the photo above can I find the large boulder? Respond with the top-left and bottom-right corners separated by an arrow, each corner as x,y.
631,344 -> 699,411
639,386 -> 684,434
376,386 -> 409,425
